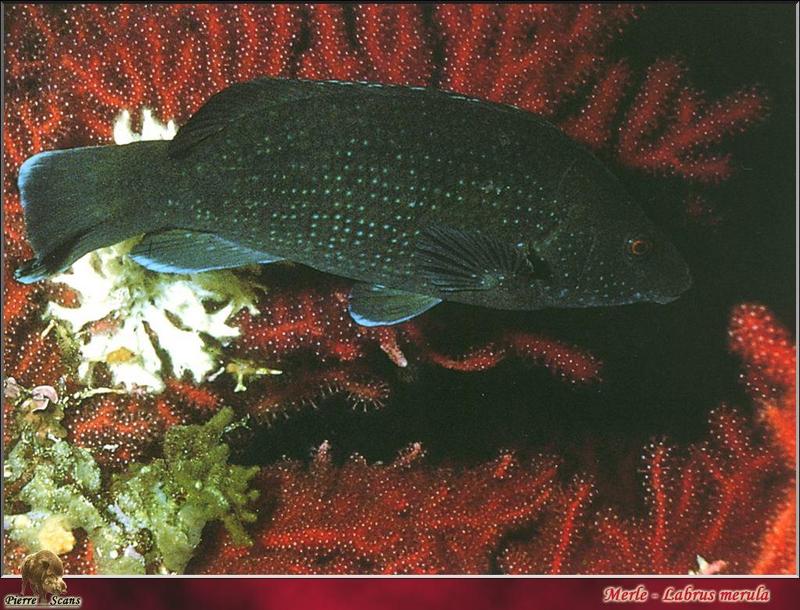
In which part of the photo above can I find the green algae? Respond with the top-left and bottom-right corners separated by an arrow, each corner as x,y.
3,383 -> 258,574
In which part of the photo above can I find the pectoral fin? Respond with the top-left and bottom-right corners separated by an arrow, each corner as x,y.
415,226 -> 548,292
129,229 -> 282,274
348,283 -> 441,327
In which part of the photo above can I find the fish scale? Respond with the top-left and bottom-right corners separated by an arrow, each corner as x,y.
171,84 -> 570,289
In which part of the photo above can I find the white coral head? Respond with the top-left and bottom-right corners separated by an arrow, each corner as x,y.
113,107 -> 177,145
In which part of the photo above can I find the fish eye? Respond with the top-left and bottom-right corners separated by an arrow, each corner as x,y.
627,237 -> 653,258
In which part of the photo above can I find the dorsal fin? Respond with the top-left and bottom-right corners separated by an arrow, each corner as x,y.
168,78 -> 315,159
168,77 -> 567,160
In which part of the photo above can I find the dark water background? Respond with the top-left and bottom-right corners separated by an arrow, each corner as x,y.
239,4 -> 795,504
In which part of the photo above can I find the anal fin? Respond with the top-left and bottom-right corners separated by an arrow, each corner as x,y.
129,229 -> 282,274
349,283 -> 441,327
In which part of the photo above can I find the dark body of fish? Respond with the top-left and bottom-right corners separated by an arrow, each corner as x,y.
16,78 -> 691,326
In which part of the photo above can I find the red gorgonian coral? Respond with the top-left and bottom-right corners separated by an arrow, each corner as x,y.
727,304 -> 796,574
194,443 -> 564,574
3,4 -> 788,575
192,304 -> 795,575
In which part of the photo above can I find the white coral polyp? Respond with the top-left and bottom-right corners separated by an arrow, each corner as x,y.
45,109 -> 258,392
113,108 -> 177,144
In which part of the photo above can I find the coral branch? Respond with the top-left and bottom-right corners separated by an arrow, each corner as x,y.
247,367 -> 391,422
194,444 -> 559,574
729,303 -> 796,405
500,406 -> 789,574
434,4 -> 638,116
728,304 -> 796,575
617,60 -> 766,182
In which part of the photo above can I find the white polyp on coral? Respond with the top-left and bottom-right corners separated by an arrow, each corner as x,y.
45,109 -> 261,393
113,108 -> 177,144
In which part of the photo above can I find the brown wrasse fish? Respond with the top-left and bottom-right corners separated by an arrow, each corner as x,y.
15,78 -> 691,326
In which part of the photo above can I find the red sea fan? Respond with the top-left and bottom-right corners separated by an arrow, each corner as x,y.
500,304 -> 795,575
194,443 -> 564,574
729,304 -> 796,574
193,305 -> 795,575
65,391 -> 188,471
614,60 -> 765,182
435,4 -> 637,116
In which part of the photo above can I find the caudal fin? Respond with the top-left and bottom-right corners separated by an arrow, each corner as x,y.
14,143 -> 163,283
